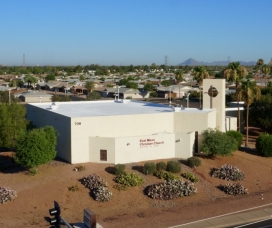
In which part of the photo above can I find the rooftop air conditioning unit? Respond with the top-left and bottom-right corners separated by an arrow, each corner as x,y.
49,102 -> 58,110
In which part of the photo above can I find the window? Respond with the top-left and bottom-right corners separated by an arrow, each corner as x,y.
100,150 -> 107,161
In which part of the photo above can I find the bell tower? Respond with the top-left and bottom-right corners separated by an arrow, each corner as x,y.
203,79 -> 226,132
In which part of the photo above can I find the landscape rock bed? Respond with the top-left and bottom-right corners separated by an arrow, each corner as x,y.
210,164 -> 245,181
1,146 -> 272,227
0,187 -> 17,204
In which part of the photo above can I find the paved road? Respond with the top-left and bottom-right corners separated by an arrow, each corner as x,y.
235,218 -> 272,228
169,205 -> 272,228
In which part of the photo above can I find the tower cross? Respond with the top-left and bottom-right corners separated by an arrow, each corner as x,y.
204,85 -> 219,109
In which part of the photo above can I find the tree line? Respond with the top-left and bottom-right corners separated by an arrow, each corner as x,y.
0,63 -> 252,76
0,98 -> 57,172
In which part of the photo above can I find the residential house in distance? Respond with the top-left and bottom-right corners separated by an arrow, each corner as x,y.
19,91 -> 53,103
157,85 -> 199,99
100,87 -> 149,99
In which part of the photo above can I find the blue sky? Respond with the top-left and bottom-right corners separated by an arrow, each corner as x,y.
1,0 -> 272,66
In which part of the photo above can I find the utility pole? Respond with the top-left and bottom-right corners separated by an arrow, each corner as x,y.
8,89 -> 11,103
66,82 -> 68,96
169,86 -> 172,106
179,84 -> 180,100
199,87 -> 202,109
185,92 -> 190,108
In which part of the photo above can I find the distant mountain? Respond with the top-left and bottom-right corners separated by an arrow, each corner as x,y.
179,58 -> 201,66
178,58 -> 256,66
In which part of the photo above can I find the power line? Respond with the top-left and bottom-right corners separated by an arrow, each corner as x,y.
165,55 -> 168,66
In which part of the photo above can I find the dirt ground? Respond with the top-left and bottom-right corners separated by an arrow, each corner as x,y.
0,128 -> 272,228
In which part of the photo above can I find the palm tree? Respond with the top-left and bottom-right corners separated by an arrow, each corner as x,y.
256,58 -> 264,68
193,66 -> 210,109
24,75 -> 37,89
261,64 -> 270,86
237,80 -> 261,147
151,63 -> 157,71
80,75 -> 85,81
175,70 -> 184,100
224,62 -> 248,131
175,70 -> 184,83
32,77 -> 38,90
193,66 -> 210,86
85,82 -> 95,94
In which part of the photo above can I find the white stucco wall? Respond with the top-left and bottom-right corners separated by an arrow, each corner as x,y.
71,113 -> 174,164
23,95 -> 52,103
89,137 -> 115,163
203,79 -> 226,132
115,134 -> 175,164
174,110 -> 216,134
124,93 -> 149,99
226,108 -> 244,132
175,132 -> 195,158
89,133 -> 192,164
225,116 -> 237,131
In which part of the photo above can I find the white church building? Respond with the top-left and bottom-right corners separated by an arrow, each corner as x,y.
26,79 -> 236,164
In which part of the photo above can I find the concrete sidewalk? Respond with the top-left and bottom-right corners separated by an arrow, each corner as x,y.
170,207 -> 272,228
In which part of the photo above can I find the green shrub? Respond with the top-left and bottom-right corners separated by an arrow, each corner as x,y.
143,162 -> 156,175
74,165 -> 86,172
256,133 -> 272,157
113,164 -> 126,175
201,128 -> 237,158
28,168 -> 38,175
150,92 -> 158,97
226,130 -> 243,149
181,172 -> 199,183
168,97 -> 176,101
114,172 -> 144,187
15,126 -> 57,169
156,162 -> 167,171
166,160 -> 181,173
113,184 -> 128,191
86,91 -> 101,101
68,185 -> 79,192
154,170 -> 179,181
186,157 -> 201,168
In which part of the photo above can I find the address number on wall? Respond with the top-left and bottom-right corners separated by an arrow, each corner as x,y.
75,122 -> 81,125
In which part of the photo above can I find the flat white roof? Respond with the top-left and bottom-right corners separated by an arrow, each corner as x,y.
28,100 -> 213,118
